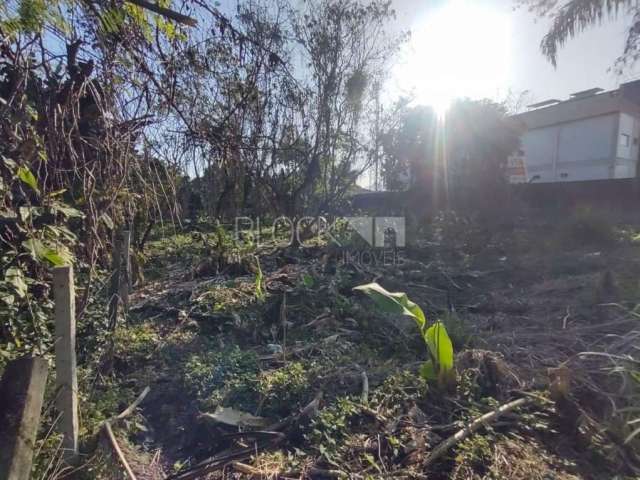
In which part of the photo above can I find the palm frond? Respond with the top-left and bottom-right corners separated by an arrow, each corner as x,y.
616,11 -> 640,70
541,0 -> 633,67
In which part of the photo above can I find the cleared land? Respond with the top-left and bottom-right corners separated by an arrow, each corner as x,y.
37,208 -> 640,479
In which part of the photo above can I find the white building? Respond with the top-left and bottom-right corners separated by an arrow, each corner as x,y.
509,80 -> 640,184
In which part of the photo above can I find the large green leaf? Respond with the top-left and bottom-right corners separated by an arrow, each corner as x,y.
16,165 -> 39,193
425,321 -> 454,373
22,239 -> 71,266
353,282 -> 426,331
23,238 -> 46,259
355,283 -> 455,389
5,267 -> 27,298
50,201 -> 84,219
43,249 -> 68,266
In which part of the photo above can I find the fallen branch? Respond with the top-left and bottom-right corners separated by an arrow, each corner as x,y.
424,396 -> 533,467
231,461 -> 266,477
101,386 -> 150,480
104,421 -> 137,480
232,461 -> 345,479
111,386 -> 151,423
304,467 -> 345,478
166,434 -> 286,480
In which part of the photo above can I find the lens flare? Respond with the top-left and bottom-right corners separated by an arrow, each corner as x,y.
391,0 -> 511,114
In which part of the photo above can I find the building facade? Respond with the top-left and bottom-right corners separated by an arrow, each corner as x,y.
509,80 -> 640,184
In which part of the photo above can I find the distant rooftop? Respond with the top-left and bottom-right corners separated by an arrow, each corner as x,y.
527,99 -> 562,109
512,80 -> 640,129
570,87 -> 604,98
527,87 -> 606,111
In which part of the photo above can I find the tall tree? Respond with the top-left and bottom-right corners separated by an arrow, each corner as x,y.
0,0 -> 204,351
167,0 -> 405,219
285,0 -> 402,215
381,99 -> 521,211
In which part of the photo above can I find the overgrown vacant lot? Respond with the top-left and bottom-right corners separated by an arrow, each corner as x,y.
6,1 -> 640,479
32,208 -> 640,479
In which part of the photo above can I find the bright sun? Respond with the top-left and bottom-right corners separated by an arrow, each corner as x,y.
391,0 -> 511,115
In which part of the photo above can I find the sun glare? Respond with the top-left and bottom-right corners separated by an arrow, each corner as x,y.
432,97 -> 451,119
391,0 -> 511,113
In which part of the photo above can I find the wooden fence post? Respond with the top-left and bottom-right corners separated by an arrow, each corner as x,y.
108,229 -> 131,328
108,229 -> 123,329
120,230 -> 131,314
52,265 -> 79,462
0,357 -> 48,480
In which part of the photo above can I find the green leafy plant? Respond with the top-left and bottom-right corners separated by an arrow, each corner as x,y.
302,273 -> 315,288
254,255 -> 264,300
353,282 -> 455,389
16,165 -> 39,193
1,156 -> 80,361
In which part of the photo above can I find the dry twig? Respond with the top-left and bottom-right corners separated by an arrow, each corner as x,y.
424,396 -> 534,467
100,386 -> 150,480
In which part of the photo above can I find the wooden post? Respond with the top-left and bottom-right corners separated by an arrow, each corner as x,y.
52,265 -> 79,462
0,357 -> 48,480
108,229 -> 123,330
120,230 -> 131,314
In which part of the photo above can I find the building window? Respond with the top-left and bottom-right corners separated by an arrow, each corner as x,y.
621,133 -> 630,147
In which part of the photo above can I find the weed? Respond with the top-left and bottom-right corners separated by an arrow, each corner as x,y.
78,376 -> 136,435
258,362 -> 310,416
302,272 -> 315,288
113,323 -> 158,361
194,281 -> 258,313
182,346 -> 259,401
455,433 -> 494,471
372,370 -> 429,410
354,282 -> 456,390
307,397 -> 361,462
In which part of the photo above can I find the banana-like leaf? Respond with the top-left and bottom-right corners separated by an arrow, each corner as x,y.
353,282 -> 426,331
355,283 -> 456,389
425,321 -> 454,373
